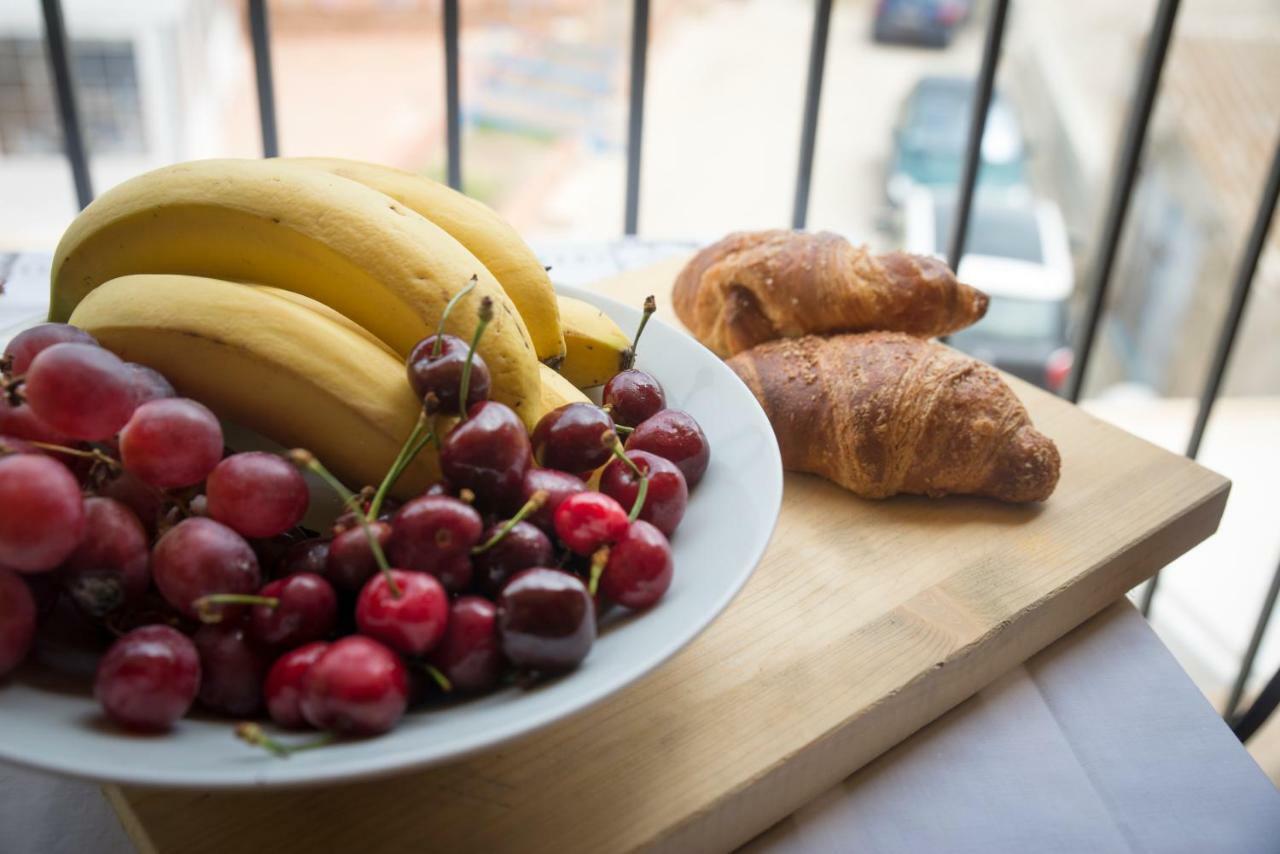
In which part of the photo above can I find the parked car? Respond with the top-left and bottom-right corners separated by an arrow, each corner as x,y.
872,0 -> 972,48
903,188 -> 1075,392
886,75 -> 1027,208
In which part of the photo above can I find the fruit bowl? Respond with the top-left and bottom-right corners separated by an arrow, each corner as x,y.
0,284 -> 783,789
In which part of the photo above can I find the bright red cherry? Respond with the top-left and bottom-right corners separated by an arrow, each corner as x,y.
520,468 -> 587,532
553,491 -> 629,555
356,569 -> 450,656
601,520 -> 673,610
301,636 -> 409,736
264,641 -> 329,729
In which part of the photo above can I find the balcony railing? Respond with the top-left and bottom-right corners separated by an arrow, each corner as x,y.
33,0 -> 1280,737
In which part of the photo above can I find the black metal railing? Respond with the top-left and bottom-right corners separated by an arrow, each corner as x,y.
31,0 -> 1280,737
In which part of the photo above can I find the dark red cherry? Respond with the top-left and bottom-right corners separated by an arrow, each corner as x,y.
531,403 -> 615,473
387,495 -> 482,592
599,450 -> 688,537
301,635 -> 408,736
278,537 -> 331,578
439,401 -> 532,511
520,468 -> 587,532
193,621 -> 268,716
264,641 -> 328,729
427,596 -> 502,693
325,521 -> 392,592
553,492 -> 629,555
356,569 -> 450,655
497,568 -> 595,672
475,520 -> 553,597
601,520 -> 673,610
249,573 -> 337,648
626,409 -> 710,488
406,334 -> 491,412
602,369 -> 666,427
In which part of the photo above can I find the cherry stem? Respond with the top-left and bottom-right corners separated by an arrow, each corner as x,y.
367,412 -> 433,522
287,449 -> 400,598
193,594 -> 279,623
458,296 -> 494,420
431,274 -> 479,358
472,490 -> 548,554
614,424 -> 634,435
425,663 -> 453,692
235,722 -> 336,759
587,547 -> 609,597
604,434 -> 648,522
26,440 -> 121,470
628,476 -> 649,524
631,295 -> 657,357
458,488 -> 476,505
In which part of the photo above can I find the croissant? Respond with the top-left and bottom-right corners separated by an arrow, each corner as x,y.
673,230 -> 989,357
727,333 -> 1060,502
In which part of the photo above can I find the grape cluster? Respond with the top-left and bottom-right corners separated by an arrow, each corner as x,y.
0,298 -> 710,750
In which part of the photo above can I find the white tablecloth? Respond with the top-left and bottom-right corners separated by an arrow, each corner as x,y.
3,245 -> 1277,853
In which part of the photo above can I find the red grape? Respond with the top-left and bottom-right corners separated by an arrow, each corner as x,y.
151,517 -> 260,617
97,470 -> 165,536
23,343 -> 137,440
3,323 -> 97,376
0,454 -> 85,573
94,625 -> 200,731
301,636 -> 408,736
265,641 -> 328,729
125,363 -> 175,403
206,452 -> 309,539
0,398 -> 72,445
60,496 -> 149,617
119,398 -> 223,488
194,622 -> 267,716
0,568 -> 36,677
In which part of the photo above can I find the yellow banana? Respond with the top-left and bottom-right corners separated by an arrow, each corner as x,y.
49,158 -> 542,428
69,274 -> 436,497
287,156 -> 565,366
254,286 -> 399,359
557,295 -> 633,388
539,363 -> 591,412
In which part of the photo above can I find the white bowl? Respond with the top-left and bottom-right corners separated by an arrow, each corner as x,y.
0,284 -> 783,788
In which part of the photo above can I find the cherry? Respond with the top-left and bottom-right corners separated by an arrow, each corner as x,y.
0,568 -> 36,678
439,401 -> 532,511
603,369 -> 666,427
194,621 -> 267,716
406,334 -> 491,411
531,403 -> 616,474
0,453 -> 85,573
333,496 -> 400,535
475,520 -> 553,597
601,520 -> 674,610
387,495 -> 482,592
325,521 -> 392,592
497,567 -> 595,672
264,641 -> 328,729
428,596 -> 502,693
626,409 -> 710,488
94,625 -> 200,731
151,518 -> 261,618
3,323 -> 98,375
60,496 -> 150,618
301,635 -> 409,736
599,449 -> 688,537
247,573 -> 337,648
520,468 -> 587,532
554,492 -> 629,555
356,569 -> 450,655
279,537 -> 332,578
206,452 -> 310,539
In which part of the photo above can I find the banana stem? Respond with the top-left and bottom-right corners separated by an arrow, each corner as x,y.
236,722 -> 336,759
193,594 -> 279,623
432,275 -> 479,358
287,449 -> 399,598
367,413 -> 433,522
458,296 -> 494,420
471,490 -> 548,555
630,295 -> 657,356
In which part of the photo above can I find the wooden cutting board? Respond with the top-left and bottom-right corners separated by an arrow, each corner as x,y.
107,256 -> 1230,853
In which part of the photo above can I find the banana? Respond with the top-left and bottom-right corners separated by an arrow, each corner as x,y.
557,295 -> 633,388
539,362 -> 591,412
69,274 -> 437,497
254,286 -> 399,359
49,158 -> 542,428
287,157 -> 566,366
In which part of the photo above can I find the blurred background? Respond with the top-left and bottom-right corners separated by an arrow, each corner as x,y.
1,0 -> 1278,775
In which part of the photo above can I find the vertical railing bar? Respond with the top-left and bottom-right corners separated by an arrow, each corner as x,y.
1232,636 -> 1280,742
1064,0 -> 1180,403
623,0 -> 650,236
39,0 -> 93,208
248,0 -> 279,158
443,0 -> 461,191
791,0 -> 833,230
1225,560 -> 1280,723
946,0 -> 1010,273
1140,131 -> 1280,618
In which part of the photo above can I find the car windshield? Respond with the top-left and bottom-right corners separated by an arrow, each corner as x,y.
952,296 -> 1063,342
935,203 -> 1043,262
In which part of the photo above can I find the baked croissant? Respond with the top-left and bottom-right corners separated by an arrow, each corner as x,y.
728,333 -> 1060,502
674,230 -> 989,357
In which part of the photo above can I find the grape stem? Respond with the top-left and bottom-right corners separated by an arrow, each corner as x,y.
431,275 -> 479,358
287,449 -> 400,599
193,594 -> 279,623
587,546 -> 609,597
471,490 -> 548,555
25,440 -> 121,470
366,412 -> 434,523
235,722 -> 336,759
604,434 -> 649,522
458,296 -> 495,420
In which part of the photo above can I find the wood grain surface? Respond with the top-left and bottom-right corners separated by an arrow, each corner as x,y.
108,255 -> 1230,853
